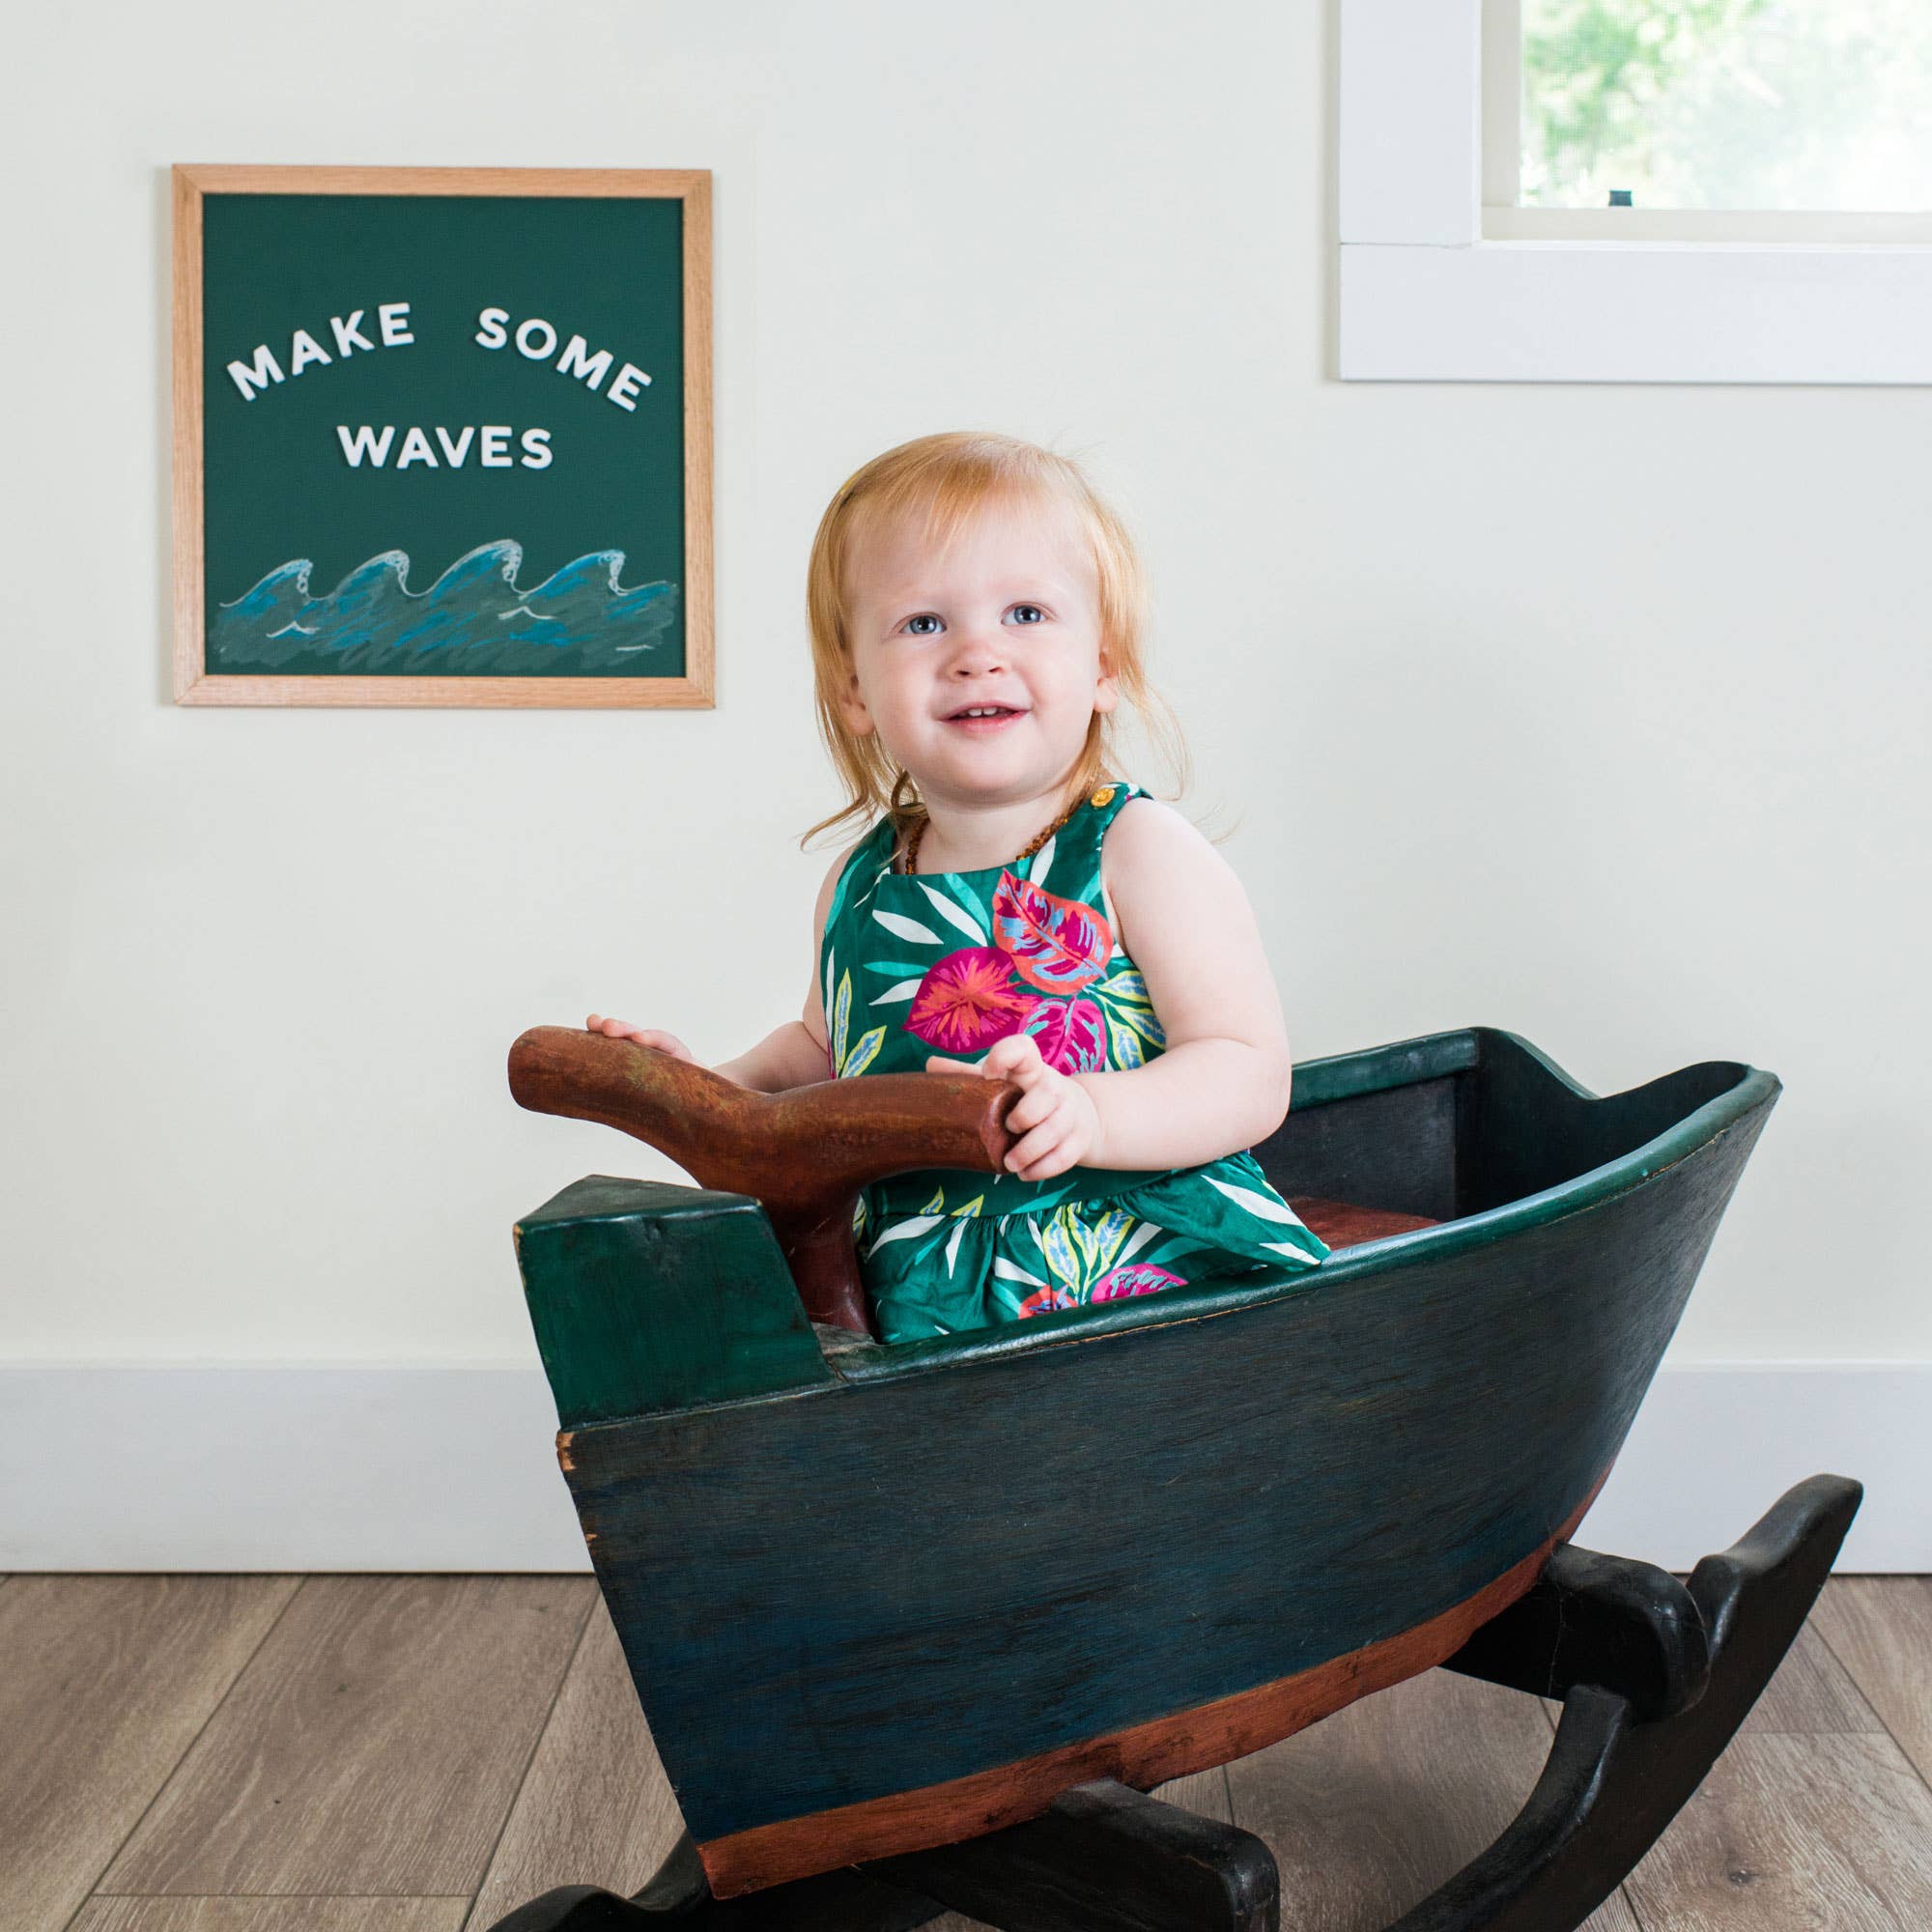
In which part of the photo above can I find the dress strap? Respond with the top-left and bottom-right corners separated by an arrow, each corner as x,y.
1026,778 -> 1142,908
822,812 -> 898,934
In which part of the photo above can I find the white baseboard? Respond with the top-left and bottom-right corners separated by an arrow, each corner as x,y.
1,1363 -> 1923,1572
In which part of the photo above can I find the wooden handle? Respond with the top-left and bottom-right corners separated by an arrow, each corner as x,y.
507,1027 -> 1023,1334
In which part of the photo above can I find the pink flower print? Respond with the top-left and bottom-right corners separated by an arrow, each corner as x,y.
904,947 -> 1040,1055
991,871 -> 1110,995
1024,995 -> 1106,1074
1091,1263 -> 1186,1301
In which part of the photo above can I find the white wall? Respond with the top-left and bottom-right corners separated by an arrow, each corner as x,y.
3,3 -> 1926,1559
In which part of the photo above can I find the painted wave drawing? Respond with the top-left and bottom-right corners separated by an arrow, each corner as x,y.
212,541 -> 679,675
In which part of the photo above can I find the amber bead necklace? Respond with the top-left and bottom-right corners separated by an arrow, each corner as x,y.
899,781 -> 1114,876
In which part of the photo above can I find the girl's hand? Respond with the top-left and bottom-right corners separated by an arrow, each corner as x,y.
585,1014 -> 697,1063
924,1033 -> 1103,1181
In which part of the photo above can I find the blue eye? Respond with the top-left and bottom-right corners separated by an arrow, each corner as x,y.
1008,605 -> 1046,625
904,614 -> 943,636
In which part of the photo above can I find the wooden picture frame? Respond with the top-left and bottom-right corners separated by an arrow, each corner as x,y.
172,164 -> 713,707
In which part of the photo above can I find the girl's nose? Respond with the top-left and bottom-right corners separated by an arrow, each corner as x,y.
949,624 -> 1007,668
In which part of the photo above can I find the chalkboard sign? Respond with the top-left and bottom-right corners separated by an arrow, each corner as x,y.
171,165 -> 712,707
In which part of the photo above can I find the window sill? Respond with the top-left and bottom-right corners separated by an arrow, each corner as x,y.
1341,240 -> 1932,384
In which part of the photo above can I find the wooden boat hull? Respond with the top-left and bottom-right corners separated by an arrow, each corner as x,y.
514,1029 -> 1777,1896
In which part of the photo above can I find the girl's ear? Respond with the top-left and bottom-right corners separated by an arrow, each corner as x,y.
1094,649 -> 1121,715
837,665 -> 874,737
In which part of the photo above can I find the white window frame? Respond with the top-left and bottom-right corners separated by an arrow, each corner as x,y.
1340,0 -> 1932,383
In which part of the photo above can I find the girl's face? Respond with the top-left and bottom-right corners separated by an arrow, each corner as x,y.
837,495 -> 1119,810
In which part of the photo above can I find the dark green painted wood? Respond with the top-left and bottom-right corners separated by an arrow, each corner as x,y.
516,1177 -> 831,1428
510,1032 -> 1780,1863
1257,1074 -> 1461,1221
1284,1027 -> 1481,1108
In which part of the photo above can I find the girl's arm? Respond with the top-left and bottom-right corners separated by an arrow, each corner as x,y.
712,1020 -> 831,1093
1073,798 -> 1295,1169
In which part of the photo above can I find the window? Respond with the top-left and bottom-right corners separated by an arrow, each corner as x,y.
1490,0 -> 1932,240
1340,0 -> 1932,381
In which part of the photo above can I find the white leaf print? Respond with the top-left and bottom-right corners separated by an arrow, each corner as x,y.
1120,1220 -> 1162,1264
945,1218 -> 966,1277
919,881 -> 987,945
1029,835 -> 1056,885
867,1213 -> 944,1255
992,1255 -> 1048,1287
1262,1238 -> 1323,1264
869,980 -> 923,1005
1204,1173 -> 1301,1224
842,1026 -> 885,1077
872,909 -> 943,945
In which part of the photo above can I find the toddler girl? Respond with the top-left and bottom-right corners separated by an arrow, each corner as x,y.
588,431 -> 1327,1341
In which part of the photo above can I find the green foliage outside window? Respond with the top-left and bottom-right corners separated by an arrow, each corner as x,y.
1520,0 -> 1932,210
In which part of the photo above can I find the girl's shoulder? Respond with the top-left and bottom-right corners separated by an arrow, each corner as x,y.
1098,786 -> 1210,872
1097,789 -> 1245,940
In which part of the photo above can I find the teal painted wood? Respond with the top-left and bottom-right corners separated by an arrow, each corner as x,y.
512,1030 -> 1778,1858
516,1178 -> 830,1426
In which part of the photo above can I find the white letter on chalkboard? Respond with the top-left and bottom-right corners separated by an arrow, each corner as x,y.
290,329 -> 333,377
337,424 -> 396,468
379,301 -> 414,346
435,427 -> 475,468
515,318 -> 559,361
556,336 -> 612,391
396,427 -> 439,469
520,428 -> 554,469
331,310 -> 375,355
480,425 -> 514,468
475,307 -> 509,350
227,345 -> 285,401
608,363 -> 652,412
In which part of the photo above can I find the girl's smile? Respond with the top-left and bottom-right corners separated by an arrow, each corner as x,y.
942,704 -> 1027,733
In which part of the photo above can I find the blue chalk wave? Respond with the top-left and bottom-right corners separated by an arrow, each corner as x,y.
212,541 -> 679,675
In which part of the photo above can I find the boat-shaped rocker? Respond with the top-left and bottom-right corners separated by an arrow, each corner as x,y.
494,1026 -> 1861,1932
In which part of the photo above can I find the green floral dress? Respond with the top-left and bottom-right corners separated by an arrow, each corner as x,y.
818,778 -> 1329,1343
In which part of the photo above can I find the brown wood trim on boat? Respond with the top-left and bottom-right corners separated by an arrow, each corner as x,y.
1288,1195 -> 1438,1249
508,1028 -> 1020,1333
696,1467 -> 1613,1896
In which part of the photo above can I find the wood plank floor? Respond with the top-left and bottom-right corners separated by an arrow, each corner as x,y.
4,1573 -> 1928,1932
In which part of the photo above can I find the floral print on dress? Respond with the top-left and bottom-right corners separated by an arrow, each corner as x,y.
990,871 -> 1111,993
904,946 -> 1038,1055
818,781 -> 1329,1343
897,868 -> 1122,1073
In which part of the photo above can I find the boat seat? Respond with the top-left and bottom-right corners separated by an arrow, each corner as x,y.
1289,1195 -> 1438,1248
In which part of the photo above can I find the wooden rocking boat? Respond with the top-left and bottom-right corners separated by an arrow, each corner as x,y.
501,1026 -> 1859,1932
